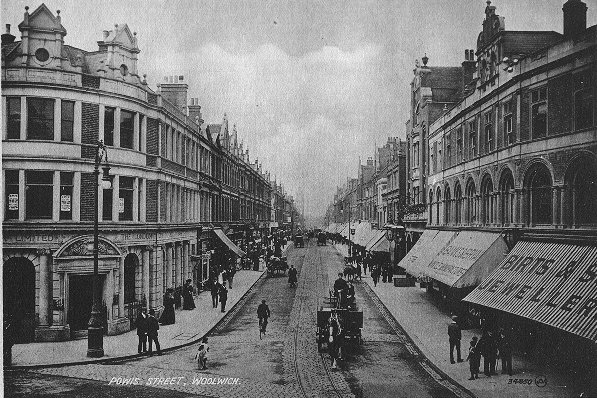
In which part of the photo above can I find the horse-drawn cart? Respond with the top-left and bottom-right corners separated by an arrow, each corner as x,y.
316,291 -> 363,352
266,256 -> 288,277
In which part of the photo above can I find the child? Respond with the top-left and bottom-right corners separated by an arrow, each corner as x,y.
466,336 -> 481,380
195,337 -> 209,370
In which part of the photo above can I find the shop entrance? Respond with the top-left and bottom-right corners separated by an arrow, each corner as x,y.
3,257 -> 36,343
68,274 -> 96,334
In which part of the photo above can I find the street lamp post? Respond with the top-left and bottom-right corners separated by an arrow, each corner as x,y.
87,140 -> 112,358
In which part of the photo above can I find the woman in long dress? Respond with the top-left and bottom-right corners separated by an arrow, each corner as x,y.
183,279 -> 196,310
160,288 -> 176,325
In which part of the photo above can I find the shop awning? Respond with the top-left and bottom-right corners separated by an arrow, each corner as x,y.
214,229 -> 246,257
423,231 -> 508,288
464,240 -> 597,342
401,229 -> 443,277
365,229 -> 387,251
353,222 -> 372,247
369,233 -> 390,252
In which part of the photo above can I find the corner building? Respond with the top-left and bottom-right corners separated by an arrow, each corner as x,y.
2,5 -> 272,342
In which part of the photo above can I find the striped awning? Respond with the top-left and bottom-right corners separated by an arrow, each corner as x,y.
464,240 -> 597,343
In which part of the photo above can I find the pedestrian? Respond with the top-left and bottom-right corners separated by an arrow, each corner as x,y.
228,265 -> 236,289
210,278 -> 220,309
498,329 -> 513,376
448,316 -> 463,364
371,265 -> 380,287
147,309 -> 161,355
356,263 -> 362,281
135,309 -> 148,353
220,269 -> 227,289
478,330 -> 497,376
219,284 -> 228,313
183,279 -> 196,310
194,337 -> 209,370
160,288 -> 175,325
466,336 -> 481,380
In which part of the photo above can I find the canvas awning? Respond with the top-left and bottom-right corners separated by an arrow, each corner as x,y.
423,231 -> 508,288
369,233 -> 390,252
464,240 -> 597,343
214,228 -> 246,257
365,229 -> 387,251
353,222 -> 372,247
401,229 -> 453,278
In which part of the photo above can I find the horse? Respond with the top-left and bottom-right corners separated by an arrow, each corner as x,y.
328,312 -> 343,369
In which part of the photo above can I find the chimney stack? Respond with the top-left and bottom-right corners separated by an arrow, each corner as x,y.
2,24 -> 15,44
563,0 -> 587,37
462,48 -> 476,93
188,97 -> 203,128
159,75 -> 188,115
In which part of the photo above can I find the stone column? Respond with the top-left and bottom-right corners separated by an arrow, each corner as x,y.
105,270 -> 114,323
37,249 -> 52,326
560,185 -> 569,227
496,192 -> 502,226
165,244 -> 172,290
183,241 -> 190,281
119,256 -> 125,318
552,186 -> 561,227
175,242 -> 182,287
142,248 -> 150,309
520,189 -> 527,226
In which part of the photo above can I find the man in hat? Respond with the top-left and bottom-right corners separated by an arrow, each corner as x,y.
448,315 -> 463,363
147,309 -> 161,355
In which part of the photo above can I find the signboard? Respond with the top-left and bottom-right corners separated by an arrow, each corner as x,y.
8,194 -> 18,210
119,198 -> 125,213
60,195 -> 71,212
350,229 -> 355,235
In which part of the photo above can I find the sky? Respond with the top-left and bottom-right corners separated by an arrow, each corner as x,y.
3,0 -> 596,219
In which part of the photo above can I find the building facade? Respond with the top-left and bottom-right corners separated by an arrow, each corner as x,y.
1,5 -> 277,342
412,0 -> 596,384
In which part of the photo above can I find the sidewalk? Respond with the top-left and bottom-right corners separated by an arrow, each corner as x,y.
9,244 -> 291,368
334,243 -> 583,398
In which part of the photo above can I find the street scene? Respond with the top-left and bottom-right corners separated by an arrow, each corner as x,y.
2,0 -> 597,397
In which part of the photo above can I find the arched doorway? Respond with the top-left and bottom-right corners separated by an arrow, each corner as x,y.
570,160 -> 597,226
481,175 -> 494,225
499,169 -> 515,226
124,253 -> 140,329
4,257 -> 36,343
454,182 -> 462,225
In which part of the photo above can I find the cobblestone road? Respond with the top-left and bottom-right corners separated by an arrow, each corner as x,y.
6,244 -> 466,397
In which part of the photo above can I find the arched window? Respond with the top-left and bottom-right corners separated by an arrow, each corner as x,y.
444,186 -> 452,225
429,190 -> 434,224
499,169 -> 515,226
571,161 -> 597,226
526,164 -> 552,225
481,175 -> 494,225
465,179 -> 476,224
454,182 -> 463,225
436,187 -> 442,225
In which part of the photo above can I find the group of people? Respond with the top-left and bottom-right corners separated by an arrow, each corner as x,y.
448,317 -> 513,381
135,308 -> 162,355
209,276 -> 229,313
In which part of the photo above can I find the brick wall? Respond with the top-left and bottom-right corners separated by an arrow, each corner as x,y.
146,179 -> 158,222
146,118 -> 159,155
80,172 -> 96,221
81,102 -> 99,159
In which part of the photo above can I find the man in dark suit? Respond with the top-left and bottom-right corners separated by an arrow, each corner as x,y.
448,316 -> 463,364
136,309 -> 148,353
147,309 -> 161,355
219,285 -> 228,313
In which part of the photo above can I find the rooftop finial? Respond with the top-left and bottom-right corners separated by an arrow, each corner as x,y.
25,6 -> 29,11
422,53 -> 429,66
56,10 -> 60,15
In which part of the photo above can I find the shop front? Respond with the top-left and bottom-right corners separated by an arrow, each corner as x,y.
464,239 -> 597,390
401,229 -> 508,321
